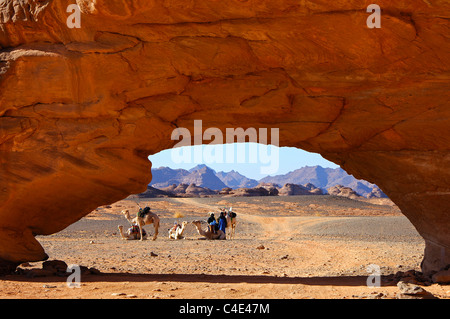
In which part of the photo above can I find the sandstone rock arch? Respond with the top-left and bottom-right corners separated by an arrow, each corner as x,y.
0,0 -> 449,274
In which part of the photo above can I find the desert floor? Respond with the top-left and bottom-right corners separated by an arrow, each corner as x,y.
1,195 -> 449,299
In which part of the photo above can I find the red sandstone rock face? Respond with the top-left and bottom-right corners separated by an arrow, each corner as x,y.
0,0 -> 449,273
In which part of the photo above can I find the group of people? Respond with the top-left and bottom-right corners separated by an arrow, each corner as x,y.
207,208 -> 229,234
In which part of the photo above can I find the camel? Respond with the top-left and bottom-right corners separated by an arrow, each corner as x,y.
226,212 -> 237,239
168,221 -> 188,240
122,208 -> 160,241
117,225 -> 147,240
220,208 -> 237,239
191,220 -> 226,240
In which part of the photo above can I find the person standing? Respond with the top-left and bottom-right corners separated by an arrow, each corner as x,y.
218,211 -> 227,234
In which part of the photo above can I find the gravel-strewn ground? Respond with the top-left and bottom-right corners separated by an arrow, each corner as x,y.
1,195 -> 448,299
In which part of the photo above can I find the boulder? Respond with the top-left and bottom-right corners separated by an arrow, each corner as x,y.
396,281 -> 437,299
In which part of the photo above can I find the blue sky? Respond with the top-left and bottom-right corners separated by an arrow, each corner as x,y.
149,143 -> 339,180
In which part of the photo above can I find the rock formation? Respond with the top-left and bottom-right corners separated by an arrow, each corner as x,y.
255,182 -> 280,196
367,187 -> 388,199
279,183 -> 313,196
158,183 -> 217,197
185,183 -> 217,197
136,186 -> 174,198
327,185 -> 362,200
0,0 -> 449,274
227,187 -> 272,197
302,183 -> 324,195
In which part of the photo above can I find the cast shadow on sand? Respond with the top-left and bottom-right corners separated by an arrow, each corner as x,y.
7,272 -> 396,287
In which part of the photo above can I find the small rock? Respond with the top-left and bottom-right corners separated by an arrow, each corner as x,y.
111,292 -> 126,296
369,292 -> 385,299
221,288 -> 237,292
397,281 -> 426,295
42,284 -> 57,289
396,281 -> 437,299
150,252 -> 158,257
256,245 -> 265,250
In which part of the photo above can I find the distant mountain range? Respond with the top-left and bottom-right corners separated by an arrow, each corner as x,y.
150,164 -> 384,197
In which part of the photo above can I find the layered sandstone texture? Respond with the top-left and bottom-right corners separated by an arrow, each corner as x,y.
0,0 -> 449,274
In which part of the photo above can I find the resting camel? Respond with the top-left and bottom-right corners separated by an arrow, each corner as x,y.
168,221 -> 188,240
122,209 -> 160,241
191,220 -> 226,240
117,225 -> 147,240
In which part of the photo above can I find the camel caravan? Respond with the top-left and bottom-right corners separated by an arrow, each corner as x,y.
118,206 -> 237,241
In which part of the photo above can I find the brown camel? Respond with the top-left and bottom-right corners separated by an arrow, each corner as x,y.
191,220 -> 226,240
226,213 -> 237,239
122,209 -> 160,241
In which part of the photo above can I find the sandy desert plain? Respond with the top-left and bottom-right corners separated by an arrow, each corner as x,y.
0,194 -> 449,300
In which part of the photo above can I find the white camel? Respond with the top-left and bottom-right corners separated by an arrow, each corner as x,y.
168,221 -> 188,240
